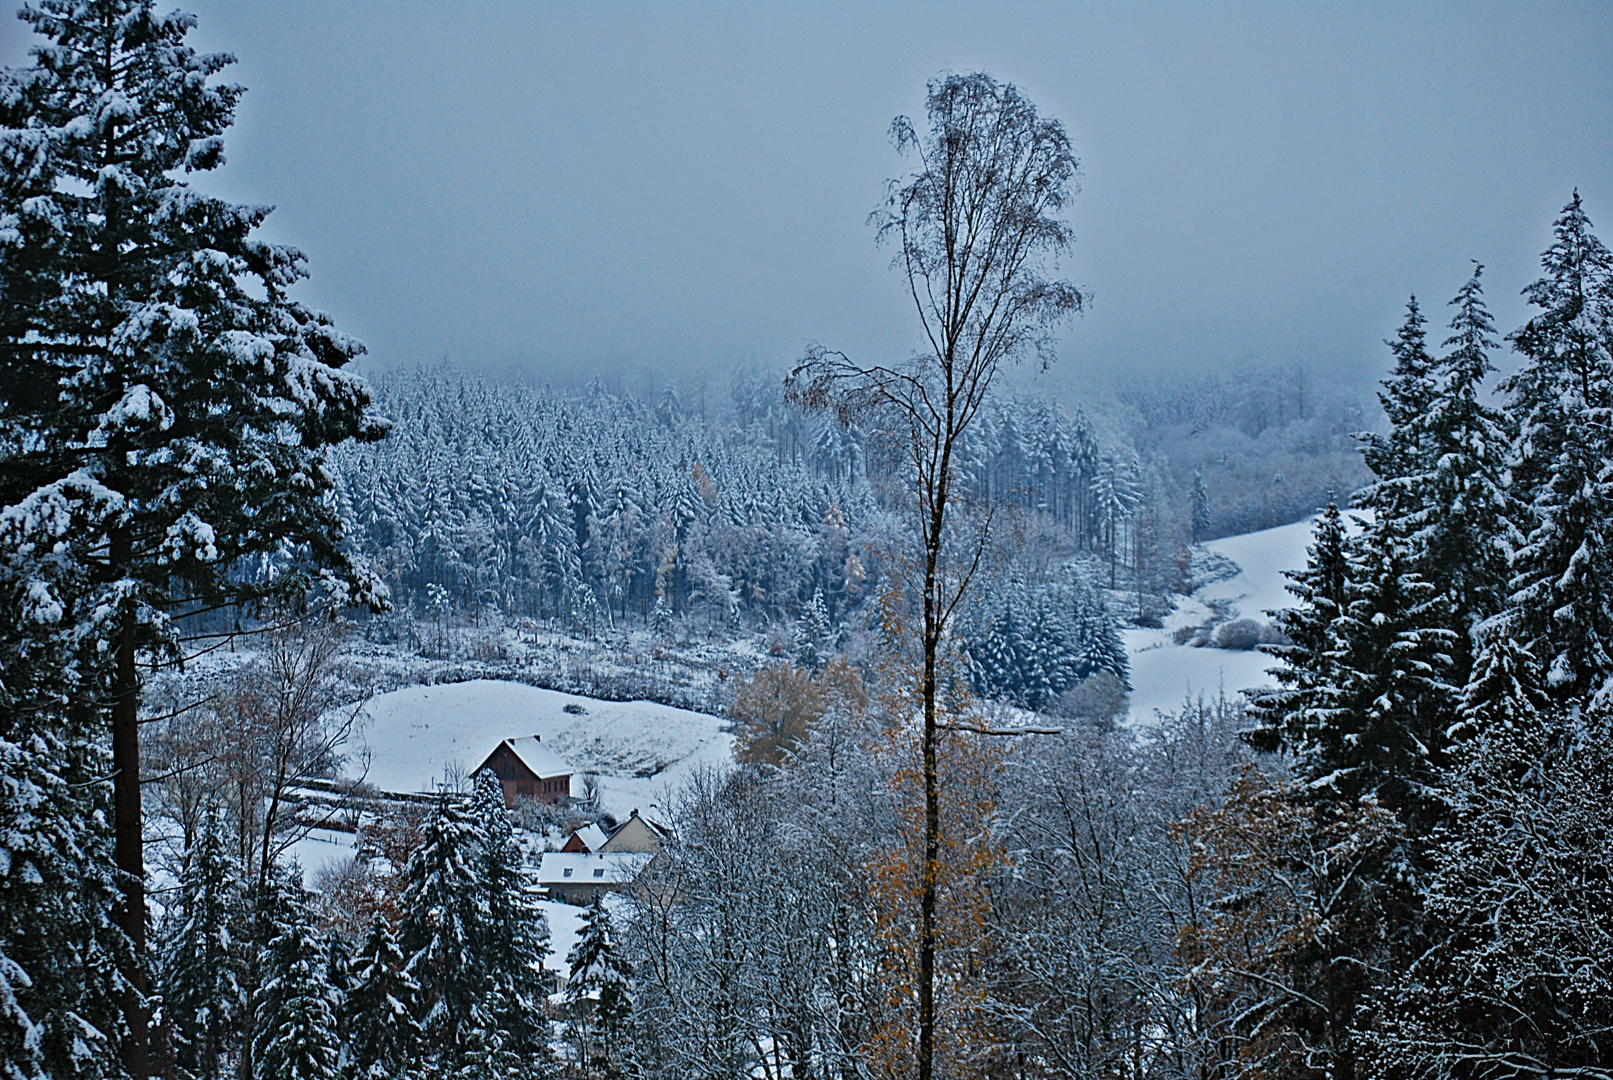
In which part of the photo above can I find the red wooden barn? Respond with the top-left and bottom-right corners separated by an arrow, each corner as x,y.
475,735 -> 573,808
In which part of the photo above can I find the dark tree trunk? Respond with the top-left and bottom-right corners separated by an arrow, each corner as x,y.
112,542 -> 150,1077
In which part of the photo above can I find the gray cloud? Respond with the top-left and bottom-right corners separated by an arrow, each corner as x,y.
3,1 -> 1609,394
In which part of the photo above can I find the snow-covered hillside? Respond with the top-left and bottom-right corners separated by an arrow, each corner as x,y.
1123,516 -> 1318,725
348,679 -> 733,816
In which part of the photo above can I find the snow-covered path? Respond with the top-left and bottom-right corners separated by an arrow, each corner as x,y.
1123,516 -> 1318,725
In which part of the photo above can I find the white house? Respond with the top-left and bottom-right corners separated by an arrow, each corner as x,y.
537,851 -> 654,905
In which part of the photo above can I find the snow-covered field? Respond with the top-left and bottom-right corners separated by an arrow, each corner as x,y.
285,827 -> 361,885
1123,516 -> 1318,725
333,519 -> 1322,812
347,679 -> 733,817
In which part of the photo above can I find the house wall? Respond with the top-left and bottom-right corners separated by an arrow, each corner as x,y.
478,743 -> 570,808
600,814 -> 663,853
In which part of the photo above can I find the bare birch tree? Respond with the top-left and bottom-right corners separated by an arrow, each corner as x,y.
787,70 -> 1083,1080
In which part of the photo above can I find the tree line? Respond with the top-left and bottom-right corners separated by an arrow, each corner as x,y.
328,367 -> 1153,635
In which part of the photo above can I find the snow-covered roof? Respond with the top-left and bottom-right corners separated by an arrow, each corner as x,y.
498,735 -> 572,779
536,851 -> 653,887
571,824 -> 609,852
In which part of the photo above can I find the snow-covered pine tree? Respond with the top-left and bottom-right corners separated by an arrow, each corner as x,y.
1190,469 -> 1211,543
159,810 -> 244,1080
1500,192 -> 1613,703
322,935 -> 349,1012
341,917 -> 420,1080
1247,501 -> 1350,755
399,797 -> 485,1062
1359,298 -> 1437,513
564,895 -> 633,1072
965,595 -> 1022,707
468,771 -> 549,1060
1454,614 -> 1551,745
1364,696 -> 1613,1080
253,875 -> 339,1080
965,580 -> 1127,711
650,593 -> 674,638
0,730 -> 130,1080
0,5 -> 389,1064
1415,264 -> 1515,665
793,588 -> 837,672
0,465 -> 129,1080
1307,518 -> 1456,833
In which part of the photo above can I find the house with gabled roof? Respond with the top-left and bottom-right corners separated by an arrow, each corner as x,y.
561,808 -> 666,854
537,851 -> 654,905
475,735 -> 572,808
561,823 -> 609,853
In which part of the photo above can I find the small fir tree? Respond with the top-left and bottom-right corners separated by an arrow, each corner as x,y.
1190,469 -> 1211,543
565,896 -> 633,1073
253,875 -> 339,1080
159,810 -> 244,1080
793,588 -> 838,672
341,917 -> 421,1080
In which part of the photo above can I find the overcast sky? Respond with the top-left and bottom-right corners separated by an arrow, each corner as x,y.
3,2 -> 1610,398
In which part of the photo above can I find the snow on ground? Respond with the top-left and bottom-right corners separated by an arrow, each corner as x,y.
285,827 -> 360,886
348,679 -> 733,817
539,900 -> 585,979
1195,518 -> 1323,623
1124,516 -> 1319,726
538,893 -> 632,981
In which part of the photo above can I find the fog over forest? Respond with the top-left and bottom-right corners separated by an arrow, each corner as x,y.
3,1 -> 1606,396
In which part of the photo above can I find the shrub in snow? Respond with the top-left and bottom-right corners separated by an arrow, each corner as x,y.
1050,670 -> 1130,725
1211,619 -> 1263,650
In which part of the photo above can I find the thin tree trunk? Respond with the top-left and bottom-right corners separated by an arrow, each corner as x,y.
112,532 -> 150,1078
920,578 -> 939,1080
918,428 -> 952,1080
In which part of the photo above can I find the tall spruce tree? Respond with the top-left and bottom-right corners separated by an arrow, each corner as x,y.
1359,298 -> 1437,526
158,810 -> 244,1080
1418,264 -> 1514,657
399,797 -> 485,1064
468,771 -> 549,1061
341,918 -> 420,1080
1311,519 -> 1455,833
1499,192 -> 1613,703
252,875 -> 339,1080
0,4 -> 389,1068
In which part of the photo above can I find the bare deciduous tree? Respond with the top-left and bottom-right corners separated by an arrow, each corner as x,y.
787,70 -> 1083,1080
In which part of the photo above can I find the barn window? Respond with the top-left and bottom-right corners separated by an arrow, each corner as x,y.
563,868 -> 573,878
593,868 -> 605,879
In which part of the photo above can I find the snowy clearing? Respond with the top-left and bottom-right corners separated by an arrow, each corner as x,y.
1123,516 -> 1318,725
285,827 -> 360,886
347,679 -> 733,816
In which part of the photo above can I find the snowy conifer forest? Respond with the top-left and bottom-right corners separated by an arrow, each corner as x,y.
3,4 -> 1611,1080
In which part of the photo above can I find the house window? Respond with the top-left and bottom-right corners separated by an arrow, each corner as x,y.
593,868 -> 604,878
563,868 -> 573,878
